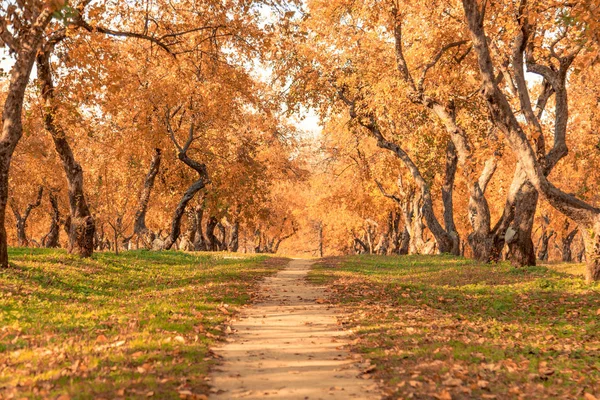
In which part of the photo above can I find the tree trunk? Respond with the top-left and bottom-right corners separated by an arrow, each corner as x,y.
560,220 -> 578,262
0,10 -> 53,266
536,216 -> 554,262
162,180 -> 207,250
44,191 -> 60,248
10,187 -> 43,247
353,237 -> 368,254
318,222 -> 324,257
441,141 -> 460,255
206,216 -> 220,251
341,99 -> 456,254
216,223 -> 226,251
228,221 -> 240,252
133,148 -> 161,247
38,48 -> 95,258
506,181 -> 538,266
193,204 -> 207,251
163,107 -> 209,250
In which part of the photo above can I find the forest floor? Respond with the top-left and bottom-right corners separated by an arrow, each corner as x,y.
309,255 -> 600,400
0,248 -> 287,400
208,259 -> 381,400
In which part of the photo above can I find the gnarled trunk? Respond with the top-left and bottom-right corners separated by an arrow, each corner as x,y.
43,191 -> 60,248
163,108 -> 209,250
38,48 -> 95,258
506,181 -> 538,266
462,0 -> 600,280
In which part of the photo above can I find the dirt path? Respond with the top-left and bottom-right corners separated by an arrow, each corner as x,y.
208,259 -> 380,400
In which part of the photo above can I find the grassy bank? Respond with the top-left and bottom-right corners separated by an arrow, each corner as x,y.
0,248 -> 287,399
310,255 -> 600,400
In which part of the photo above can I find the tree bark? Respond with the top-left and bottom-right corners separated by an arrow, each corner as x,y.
192,204 -> 207,251
133,148 -> 162,247
0,9 -> 53,266
228,221 -> 240,252
536,215 -> 554,262
206,216 -> 220,251
441,141 -> 460,255
38,48 -> 95,258
43,191 -> 60,248
506,181 -> 538,266
560,220 -> 579,263
10,187 -> 43,247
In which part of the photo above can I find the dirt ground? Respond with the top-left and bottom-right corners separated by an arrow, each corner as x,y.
208,259 -> 381,400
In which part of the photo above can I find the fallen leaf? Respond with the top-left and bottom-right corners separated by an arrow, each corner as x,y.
435,390 -> 452,400
443,378 -> 463,387
174,336 -> 185,344
584,394 -> 598,400
96,334 -> 108,343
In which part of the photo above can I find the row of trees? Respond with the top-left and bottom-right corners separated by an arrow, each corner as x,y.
3,1 -> 600,282
272,0 -> 600,281
2,1 -> 303,259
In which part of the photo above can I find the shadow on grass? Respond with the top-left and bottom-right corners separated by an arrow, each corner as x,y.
0,248 -> 287,399
311,254 -> 600,399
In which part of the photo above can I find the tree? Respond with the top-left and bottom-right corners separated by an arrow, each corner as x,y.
9,187 -> 43,246
0,2 -> 55,266
461,0 -> 600,281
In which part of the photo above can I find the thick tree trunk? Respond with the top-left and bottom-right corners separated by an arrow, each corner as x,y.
354,237 -> 368,254
133,148 -> 161,247
0,10 -> 53,266
44,191 -> 60,248
506,181 -> 538,266
38,49 -> 95,258
228,221 -> 239,252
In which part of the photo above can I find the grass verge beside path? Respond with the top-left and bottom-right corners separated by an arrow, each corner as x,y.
310,255 -> 600,400
0,248 -> 288,400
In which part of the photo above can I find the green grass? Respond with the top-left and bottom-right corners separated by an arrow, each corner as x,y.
0,248 -> 287,399
310,255 -> 600,399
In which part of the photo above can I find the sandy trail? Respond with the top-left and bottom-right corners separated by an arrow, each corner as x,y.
208,259 -> 380,400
